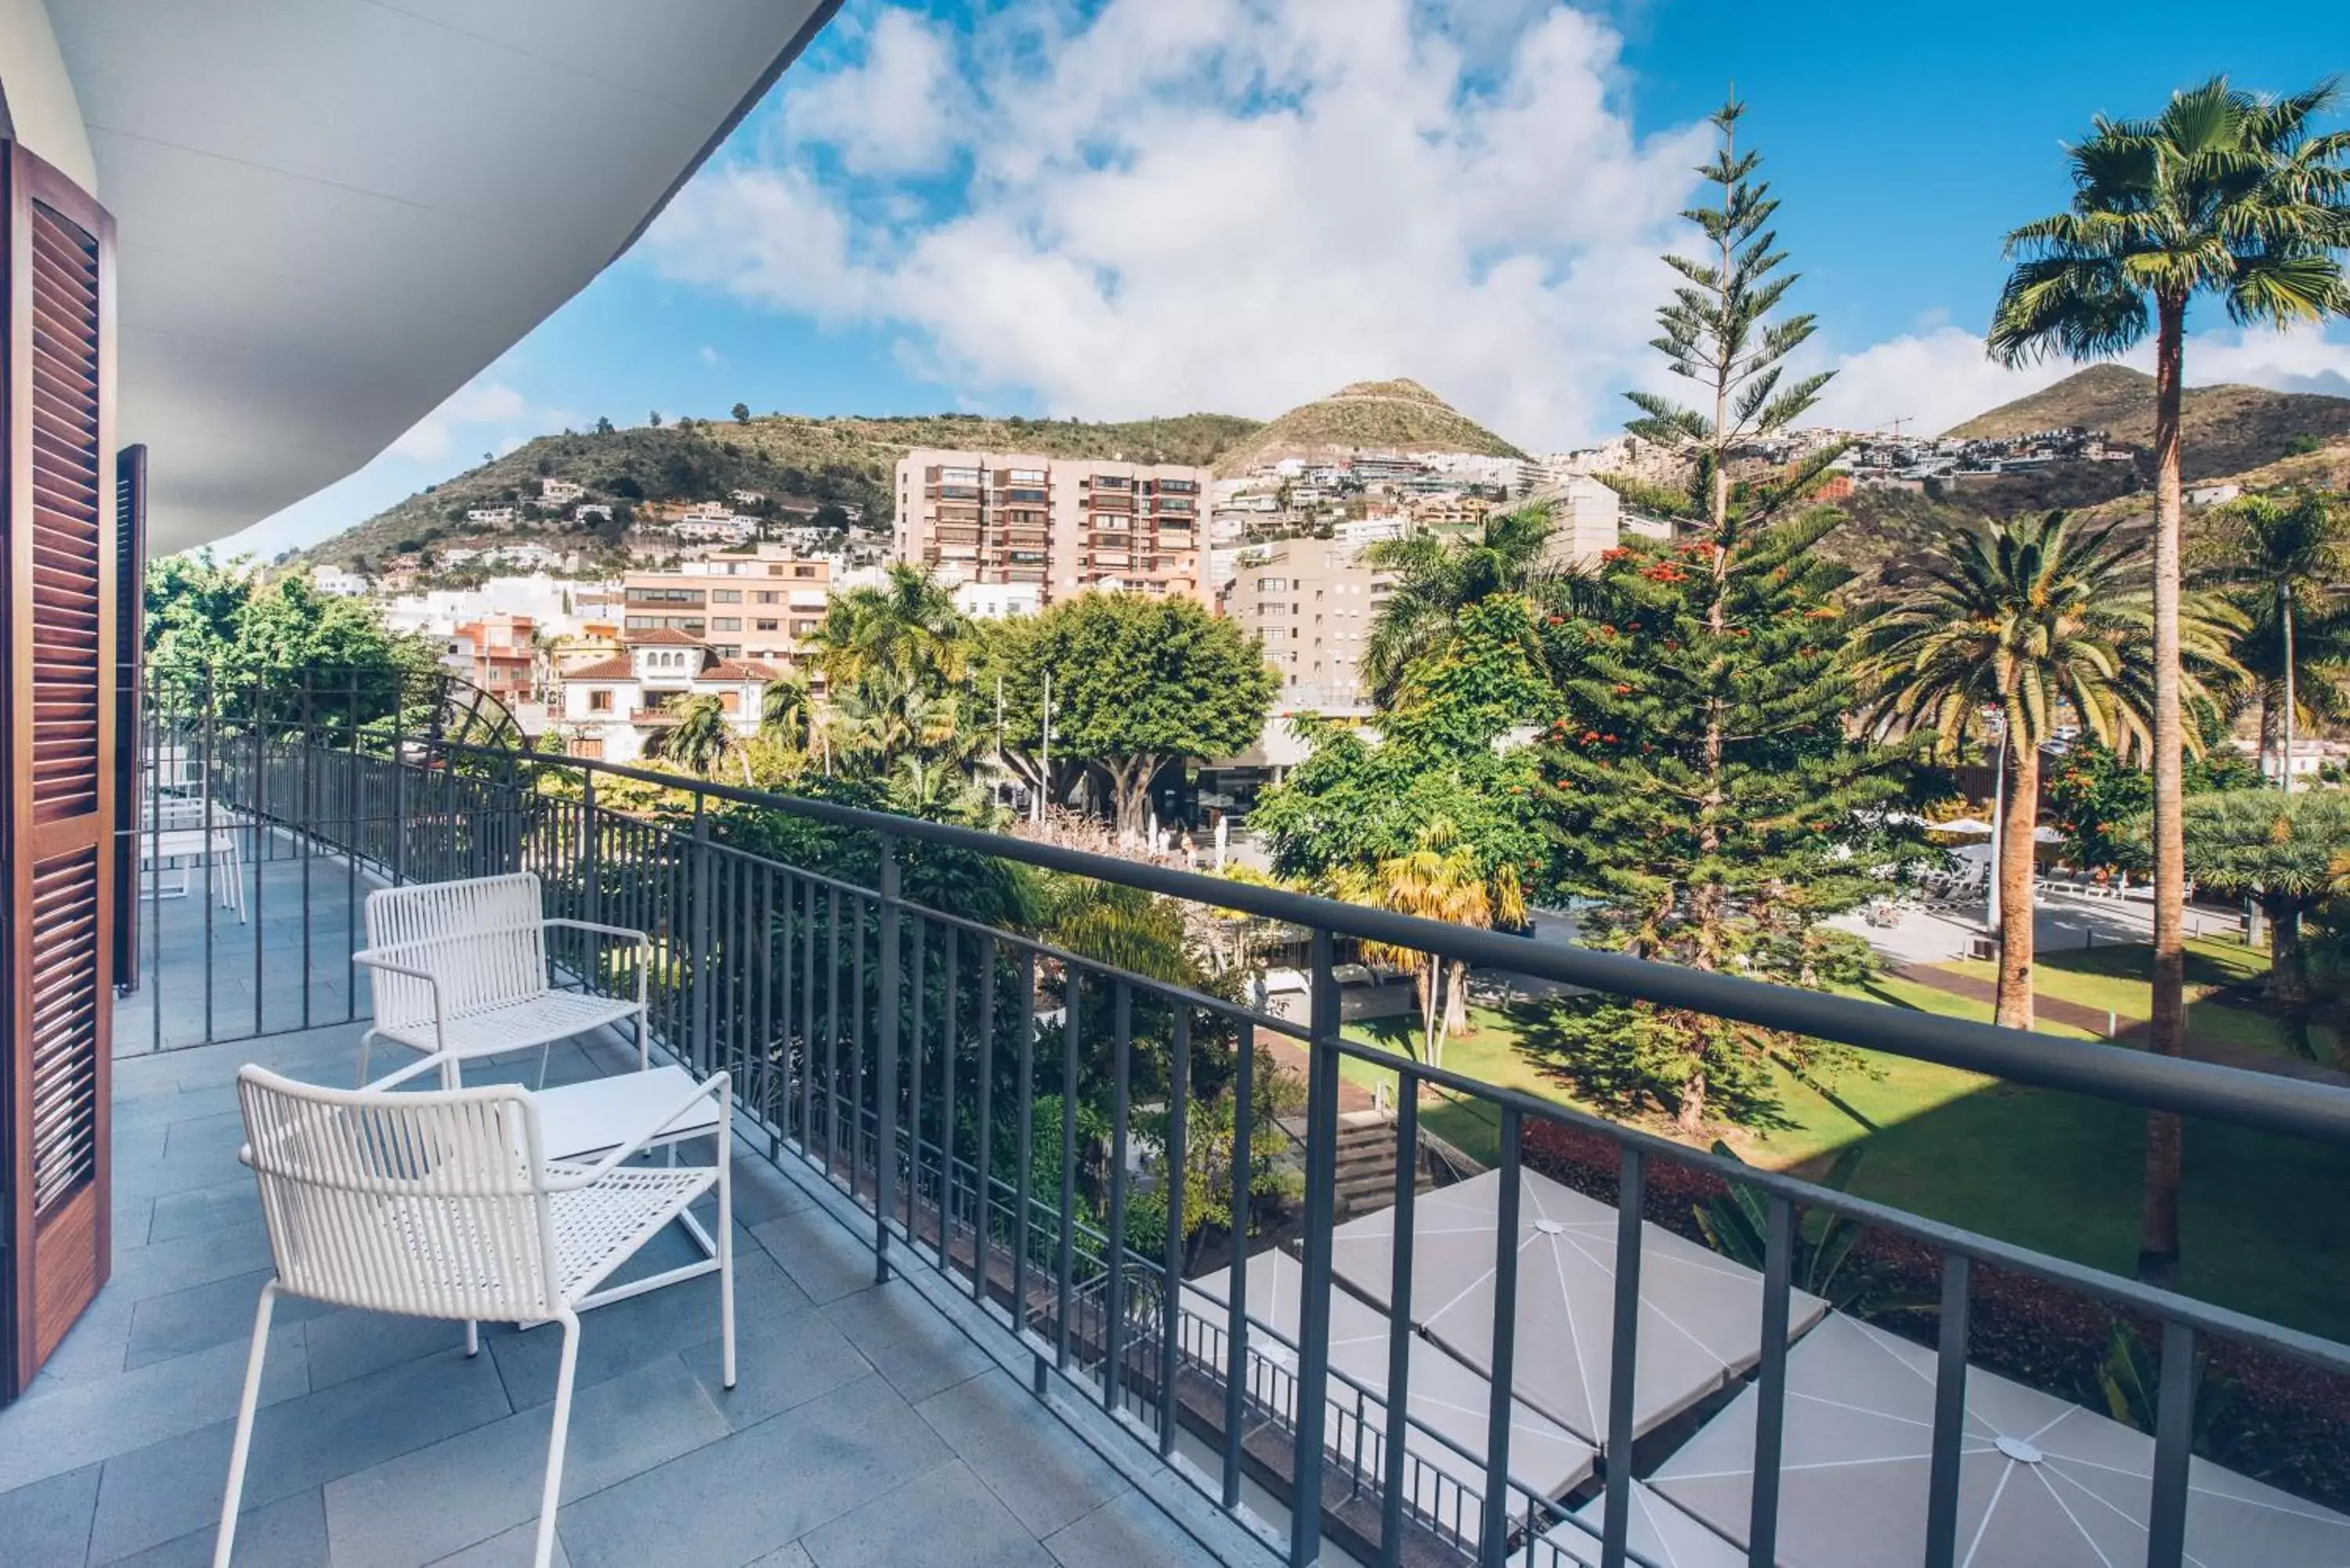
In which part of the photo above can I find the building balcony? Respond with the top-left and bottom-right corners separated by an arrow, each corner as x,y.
16,671 -> 2350,1568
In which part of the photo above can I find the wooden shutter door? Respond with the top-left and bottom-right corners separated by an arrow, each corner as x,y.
2,143 -> 116,1400
111,445 -> 143,992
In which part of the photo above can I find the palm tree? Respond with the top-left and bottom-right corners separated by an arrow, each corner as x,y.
2194,489 -> 2350,789
1332,820 -> 1525,1067
1360,508 -> 1563,704
645,694 -> 743,782
1857,511 -> 2240,1030
807,562 -> 971,694
758,670 -> 813,750
1987,75 -> 2349,1283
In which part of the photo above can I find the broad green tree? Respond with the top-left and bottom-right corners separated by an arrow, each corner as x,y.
2178,789 -> 2350,1032
985,592 -> 1276,836
2195,489 -> 2350,789
1858,513 -> 2238,1029
1987,75 -> 2350,1282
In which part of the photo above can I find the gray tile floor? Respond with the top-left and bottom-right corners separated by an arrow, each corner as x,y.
8,858 -> 1264,1567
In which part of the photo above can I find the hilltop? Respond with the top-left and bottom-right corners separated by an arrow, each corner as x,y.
1947,364 -> 2350,480
1212,379 -> 1525,476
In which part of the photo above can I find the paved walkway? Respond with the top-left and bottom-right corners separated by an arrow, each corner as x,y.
2,1012 -> 1260,1567
1890,963 -> 2350,1088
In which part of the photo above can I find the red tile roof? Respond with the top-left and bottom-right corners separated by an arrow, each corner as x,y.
622,627 -> 706,646
707,659 -> 781,681
562,656 -> 634,681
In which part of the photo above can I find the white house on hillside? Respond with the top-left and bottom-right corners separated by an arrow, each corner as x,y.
556,627 -> 780,764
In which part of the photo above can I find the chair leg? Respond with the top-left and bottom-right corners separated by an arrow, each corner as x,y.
356,1031 -> 374,1089
718,1138 -> 736,1390
464,1319 -> 479,1357
212,1281 -> 280,1568
535,1039 -> 551,1091
533,1310 -> 582,1568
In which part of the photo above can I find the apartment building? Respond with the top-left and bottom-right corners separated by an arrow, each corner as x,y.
621,543 -> 832,675
557,630 -> 783,764
1223,538 -> 1394,716
441,612 -> 537,704
893,449 -> 1209,606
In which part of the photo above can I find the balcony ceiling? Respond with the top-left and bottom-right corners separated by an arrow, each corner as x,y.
48,0 -> 837,556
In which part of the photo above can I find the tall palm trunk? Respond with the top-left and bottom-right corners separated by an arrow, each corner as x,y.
2142,293 -> 2189,1288
1995,739 -> 2040,1030
2282,585 -> 2298,793
1442,956 -> 1471,1039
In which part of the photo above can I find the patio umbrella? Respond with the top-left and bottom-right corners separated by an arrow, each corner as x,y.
1181,1250 -> 1595,1538
1650,1311 -> 2350,1566
1544,1480 -> 1747,1568
1930,818 -> 1996,836
1328,1169 -> 1828,1447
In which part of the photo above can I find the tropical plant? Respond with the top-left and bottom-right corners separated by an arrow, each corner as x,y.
1694,1143 -> 1915,1318
807,562 -> 971,695
2177,789 -> 2350,1031
1331,820 -> 1524,1066
1359,508 -> 1568,703
757,670 -> 813,750
1856,511 -> 2240,1028
642,694 -> 744,782
2194,488 -> 2350,788
1987,74 -> 2350,1283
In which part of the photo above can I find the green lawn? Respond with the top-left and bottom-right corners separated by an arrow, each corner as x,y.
1341,981 -> 2350,1342
1936,934 -> 2341,1063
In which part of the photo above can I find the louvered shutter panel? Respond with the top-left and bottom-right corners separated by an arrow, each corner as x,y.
2,143 -> 116,1400
111,446 -> 143,991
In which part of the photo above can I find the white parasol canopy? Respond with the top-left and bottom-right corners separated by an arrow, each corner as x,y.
1544,1480 -> 1747,1567
1182,1250 -> 1594,1541
1329,1169 -> 1827,1447
1650,1311 -> 2350,1566
1932,818 -> 1997,836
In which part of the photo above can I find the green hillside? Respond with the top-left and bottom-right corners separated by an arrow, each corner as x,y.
1947,364 -> 2350,480
294,410 -> 1266,570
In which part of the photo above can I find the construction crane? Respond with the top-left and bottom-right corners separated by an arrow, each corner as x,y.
1882,415 -> 1913,439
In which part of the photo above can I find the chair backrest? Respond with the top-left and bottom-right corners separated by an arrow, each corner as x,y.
237,1065 -> 560,1321
364,873 -> 550,1029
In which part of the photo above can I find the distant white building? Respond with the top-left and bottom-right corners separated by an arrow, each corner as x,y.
573,502 -> 614,524
2187,482 -> 2243,507
483,542 -> 565,572
436,546 -> 482,569
310,564 -> 369,597
555,630 -> 783,764
953,580 -> 1042,620
539,478 -> 585,504
672,510 -> 757,544
1332,515 -> 1408,547
465,506 -> 517,526
728,489 -> 766,506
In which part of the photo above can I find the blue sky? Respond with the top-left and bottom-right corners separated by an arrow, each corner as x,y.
226,0 -> 2350,558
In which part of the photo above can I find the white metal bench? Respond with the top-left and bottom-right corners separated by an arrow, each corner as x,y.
353,872 -> 649,1089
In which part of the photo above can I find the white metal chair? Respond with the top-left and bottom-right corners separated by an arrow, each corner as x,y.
216,1064 -> 734,1568
353,872 -> 649,1089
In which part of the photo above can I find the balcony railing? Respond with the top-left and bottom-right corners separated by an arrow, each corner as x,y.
118,665 -> 2350,1568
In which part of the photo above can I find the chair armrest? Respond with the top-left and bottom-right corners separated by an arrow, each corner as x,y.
363,1052 -> 457,1091
351,949 -> 449,1056
541,919 -> 651,1014
543,917 -> 650,945
541,1071 -> 730,1190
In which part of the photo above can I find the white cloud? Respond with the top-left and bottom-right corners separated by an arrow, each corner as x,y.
652,0 -> 1714,451
699,345 -> 721,366
387,378 -> 533,462
781,8 -> 961,176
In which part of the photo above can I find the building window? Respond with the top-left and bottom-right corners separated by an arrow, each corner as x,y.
588,690 -> 612,712
754,591 -> 778,604
713,617 -> 742,631
712,590 -> 742,603
794,565 -> 818,578
756,619 -> 779,631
